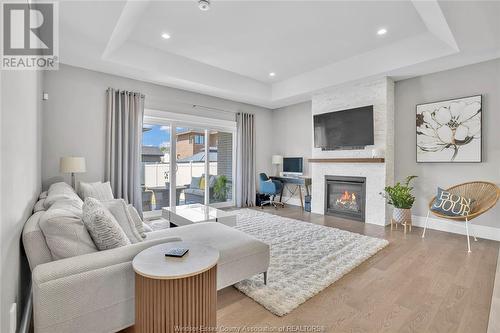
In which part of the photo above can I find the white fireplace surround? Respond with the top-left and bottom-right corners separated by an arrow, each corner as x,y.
310,78 -> 395,226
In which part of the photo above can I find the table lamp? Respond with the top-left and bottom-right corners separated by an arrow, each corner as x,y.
271,155 -> 283,176
60,157 -> 86,188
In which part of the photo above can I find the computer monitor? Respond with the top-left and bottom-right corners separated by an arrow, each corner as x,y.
282,157 -> 303,176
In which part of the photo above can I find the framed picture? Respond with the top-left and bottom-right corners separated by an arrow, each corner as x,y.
416,95 -> 482,163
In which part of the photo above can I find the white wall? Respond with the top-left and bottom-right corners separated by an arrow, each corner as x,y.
271,101 -> 312,205
42,64 -> 273,190
0,70 -> 42,333
395,58 -> 500,232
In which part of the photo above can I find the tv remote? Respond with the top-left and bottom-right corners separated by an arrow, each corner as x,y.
165,248 -> 189,258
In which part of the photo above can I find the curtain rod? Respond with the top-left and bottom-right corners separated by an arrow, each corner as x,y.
191,103 -> 236,115
107,88 -> 237,114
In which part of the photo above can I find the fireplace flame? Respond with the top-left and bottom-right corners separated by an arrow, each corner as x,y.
339,191 -> 356,202
334,190 -> 359,212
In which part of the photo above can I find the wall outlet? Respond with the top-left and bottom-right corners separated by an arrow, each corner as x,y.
9,303 -> 16,333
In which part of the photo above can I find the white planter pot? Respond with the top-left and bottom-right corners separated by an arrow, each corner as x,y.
392,208 -> 412,225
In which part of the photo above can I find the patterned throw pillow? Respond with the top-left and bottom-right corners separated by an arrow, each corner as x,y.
82,197 -> 131,250
431,187 -> 473,217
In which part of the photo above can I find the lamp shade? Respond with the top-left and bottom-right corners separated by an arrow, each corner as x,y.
271,155 -> 283,165
60,157 -> 86,173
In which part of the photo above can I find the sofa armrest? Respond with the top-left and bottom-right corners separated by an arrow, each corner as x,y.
32,236 -> 181,333
33,236 -> 181,284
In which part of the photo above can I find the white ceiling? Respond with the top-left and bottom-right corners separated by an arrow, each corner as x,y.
57,0 -> 500,108
129,1 -> 426,82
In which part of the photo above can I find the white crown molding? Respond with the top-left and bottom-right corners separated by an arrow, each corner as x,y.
58,0 -> 498,109
411,0 -> 458,51
102,1 -> 151,59
95,0 -> 461,108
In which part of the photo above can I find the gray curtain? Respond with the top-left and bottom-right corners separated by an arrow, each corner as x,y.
236,112 -> 256,207
105,88 -> 145,213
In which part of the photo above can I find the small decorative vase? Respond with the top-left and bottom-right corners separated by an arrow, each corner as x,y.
392,208 -> 412,233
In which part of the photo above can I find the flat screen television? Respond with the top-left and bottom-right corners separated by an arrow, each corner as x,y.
313,105 -> 374,149
283,157 -> 303,176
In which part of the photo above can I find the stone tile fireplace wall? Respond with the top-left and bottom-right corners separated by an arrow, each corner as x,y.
311,78 -> 394,226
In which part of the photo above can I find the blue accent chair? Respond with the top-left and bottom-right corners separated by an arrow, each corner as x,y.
259,173 -> 284,208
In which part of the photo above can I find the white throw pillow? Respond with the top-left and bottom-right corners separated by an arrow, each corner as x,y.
82,197 -> 131,250
39,199 -> 98,260
79,181 -> 114,201
101,199 -> 143,243
44,182 -> 82,209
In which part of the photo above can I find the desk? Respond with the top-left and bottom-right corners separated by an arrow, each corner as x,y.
270,176 -> 312,209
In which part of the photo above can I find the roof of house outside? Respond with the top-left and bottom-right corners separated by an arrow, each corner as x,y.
176,130 -> 218,136
142,146 -> 164,156
177,151 -> 217,163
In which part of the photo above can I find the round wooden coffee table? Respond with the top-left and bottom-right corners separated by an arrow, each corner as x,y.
132,241 -> 219,333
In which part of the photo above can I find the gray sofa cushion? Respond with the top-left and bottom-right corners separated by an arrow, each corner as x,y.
190,177 -> 201,189
184,188 -> 204,196
23,211 -> 53,270
82,198 -> 131,250
39,199 -> 98,260
101,199 -> 143,243
44,182 -> 82,209
207,175 -> 217,188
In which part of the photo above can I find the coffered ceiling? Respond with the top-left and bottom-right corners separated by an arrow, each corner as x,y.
58,0 -> 500,108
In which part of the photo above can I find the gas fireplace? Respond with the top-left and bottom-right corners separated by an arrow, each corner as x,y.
325,175 -> 366,222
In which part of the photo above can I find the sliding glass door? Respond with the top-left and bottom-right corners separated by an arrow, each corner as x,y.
141,124 -> 171,212
174,126 -> 206,207
142,111 -> 236,212
209,131 -> 233,205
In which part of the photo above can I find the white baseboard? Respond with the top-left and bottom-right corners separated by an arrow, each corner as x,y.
412,215 -> 500,242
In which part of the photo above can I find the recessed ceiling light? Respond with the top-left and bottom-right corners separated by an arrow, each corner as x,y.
198,0 -> 210,11
377,28 -> 387,36
161,33 -> 171,40
269,72 -> 276,77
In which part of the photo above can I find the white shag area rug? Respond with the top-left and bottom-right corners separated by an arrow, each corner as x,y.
233,209 -> 389,316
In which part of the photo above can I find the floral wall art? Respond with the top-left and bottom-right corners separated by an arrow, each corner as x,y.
416,95 -> 482,162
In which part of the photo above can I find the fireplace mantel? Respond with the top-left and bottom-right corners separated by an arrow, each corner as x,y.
308,158 -> 385,163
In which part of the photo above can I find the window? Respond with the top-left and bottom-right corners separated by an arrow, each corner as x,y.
141,124 -> 171,212
143,109 -> 237,211
194,135 -> 204,144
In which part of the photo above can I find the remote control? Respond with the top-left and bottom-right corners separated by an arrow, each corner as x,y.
165,248 -> 189,258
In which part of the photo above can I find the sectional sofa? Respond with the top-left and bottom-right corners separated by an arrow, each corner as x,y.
22,182 -> 269,333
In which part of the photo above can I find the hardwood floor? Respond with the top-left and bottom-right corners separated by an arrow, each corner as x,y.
217,206 -> 499,333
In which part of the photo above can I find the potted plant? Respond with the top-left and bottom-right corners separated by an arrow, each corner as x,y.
380,176 -> 417,227
213,175 -> 228,202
